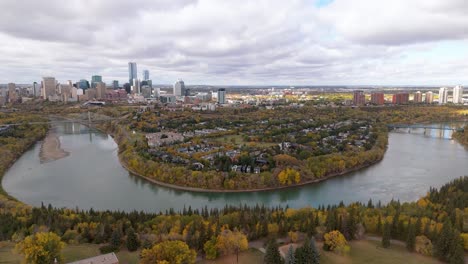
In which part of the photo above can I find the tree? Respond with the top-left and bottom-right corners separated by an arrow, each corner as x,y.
126,227 -> 139,252
285,245 -> 296,264
15,232 -> 65,264
382,222 -> 391,248
140,240 -> 196,264
406,222 -> 416,252
216,229 -> 248,263
264,239 -> 283,264
434,219 -> 453,260
203,237 -> 218,260
309,237 -> 320,264
323,230 -> 349,254
448,232 -> 464,264
415,235 -> 433,256
110,229 -> 122,248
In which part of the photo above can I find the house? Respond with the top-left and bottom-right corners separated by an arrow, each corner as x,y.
67,253 -> 119,264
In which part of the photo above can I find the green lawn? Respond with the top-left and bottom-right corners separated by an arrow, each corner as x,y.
0,242 -> 139,264
198,248 -> 264,264
319,240 -> 442,264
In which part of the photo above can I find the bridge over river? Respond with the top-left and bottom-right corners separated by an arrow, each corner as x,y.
387,124 -> 465,132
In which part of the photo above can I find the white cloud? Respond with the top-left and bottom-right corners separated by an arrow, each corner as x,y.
0,0 -> 467,85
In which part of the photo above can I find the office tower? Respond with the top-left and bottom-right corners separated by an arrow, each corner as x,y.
392,93 -> 409,104
173,80 -> 185,96
78,79 -> 89,90
96,82 -> 106,99
142,86 -> 152,98
41,77 -> 57,99
414,91 -> 422,103
7,83 -> 16,103
453,85 -> 463,104
112,80 -> 119,90
353,90 -> 365,105
438,87 -> 448,104
91,75 -> 102,88
131,79 -> 140,94
143,69 -> 149,81
370,92 -> 384,105
425,91 -> 433,104
217,88 -> 226,104
128,62 -> 137,82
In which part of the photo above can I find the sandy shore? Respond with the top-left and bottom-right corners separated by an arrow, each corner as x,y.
39,132 -> 70,163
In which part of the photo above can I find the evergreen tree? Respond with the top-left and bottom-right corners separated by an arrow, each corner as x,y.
264,239 -> 283,264
285,245 -> 296,264
405,222 -> 416,252
382,222 -> 391,248
391,211 -> 400,239
110,229 -> 122,248
126,227 -> 139,252
414,217 -> 422,236
376,215 -> 382,235
434,219 -> 453,261
310,237 -> 320,264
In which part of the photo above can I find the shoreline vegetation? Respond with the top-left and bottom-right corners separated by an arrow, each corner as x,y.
39,130 -> 70,163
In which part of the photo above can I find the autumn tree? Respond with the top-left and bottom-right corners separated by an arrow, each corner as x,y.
216,229 -> 248,263
203,237 -> 218,260
140,240 -> 196,264
15,232 -> 65,264
323,230 -> 349,254
278,168 -> 301,185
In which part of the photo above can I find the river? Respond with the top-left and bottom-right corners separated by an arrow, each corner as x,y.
2,122 -> 467,212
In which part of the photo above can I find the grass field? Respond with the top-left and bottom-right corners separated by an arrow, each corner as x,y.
0,242 -> 139,264
197,248 -> 264,264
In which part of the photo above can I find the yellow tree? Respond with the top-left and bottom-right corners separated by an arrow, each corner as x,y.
15,232 -> 65,264
216,229 -> 248,263
140,240 -> 196,264
323,230 -> 350,255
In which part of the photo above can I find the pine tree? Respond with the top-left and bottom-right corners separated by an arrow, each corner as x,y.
414,217 -> 422,236
126,227 -> 139,251
285,245 -> 296,264
310,237 -> 320,264
110,229 -> 122,248
405,222 -> 416,252
382,222 -> 391,248
376,215 -> 382,235
434,219 -> 453,261
264,239 -> 283,264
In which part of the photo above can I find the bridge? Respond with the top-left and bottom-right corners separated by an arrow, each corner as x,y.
0,112 -> 122,128
387,124 -> 464,132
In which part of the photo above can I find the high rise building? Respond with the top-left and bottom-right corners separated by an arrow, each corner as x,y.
453,85 -> 463,104
370,92 -> 384,105
217,88 -> 226,104
414,91 -> 422,103
438,87 -> 448,105
7,83 -> 16,103
392,93 -> 409,104
143,69 -> 149,81
128,62 -> 137,83
131,79 -> 140,94
112,80 -> 119,90
41,77 -> 57,99
96,82 -> 107,99
91,75 -> 102,88
425,91 -> 433,104
173,80 -> 185,97
353,90 -> 365,105
78,79 -> 89,90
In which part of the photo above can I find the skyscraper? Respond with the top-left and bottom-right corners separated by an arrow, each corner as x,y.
96,82 -> 106,99
353,90 -> 365,105
143,69 -> 149,81
7,83 -> 16,103
41,77 -> 57,99
91,75 -> 102,88
112,80 -> 119,90
128,62 -> 137,83
217,88 -> 226,104
453,85 -> 463,104
173,80 -> 185,96
413,91 -> 422,103
425,91 -> 433,104
438,87 -> 448,105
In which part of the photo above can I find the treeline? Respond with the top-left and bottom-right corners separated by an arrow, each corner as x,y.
1,177 -> 467,263
453,128 -> 468,148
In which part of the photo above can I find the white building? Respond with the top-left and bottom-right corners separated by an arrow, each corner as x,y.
173,80 -> 185,97
438,87 -> 448,105
453,85 -> 463,104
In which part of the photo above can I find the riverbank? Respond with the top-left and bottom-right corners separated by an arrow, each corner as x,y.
39,130 -> 70,163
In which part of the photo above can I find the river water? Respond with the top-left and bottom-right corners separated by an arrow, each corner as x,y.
2,122 -> 467,212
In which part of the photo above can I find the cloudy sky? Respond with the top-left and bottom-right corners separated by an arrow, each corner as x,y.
1,0 -> 468,85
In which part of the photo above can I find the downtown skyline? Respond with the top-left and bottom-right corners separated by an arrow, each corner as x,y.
1,0 -> 468,86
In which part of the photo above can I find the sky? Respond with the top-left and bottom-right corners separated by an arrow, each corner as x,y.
1,0 -> 468,86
